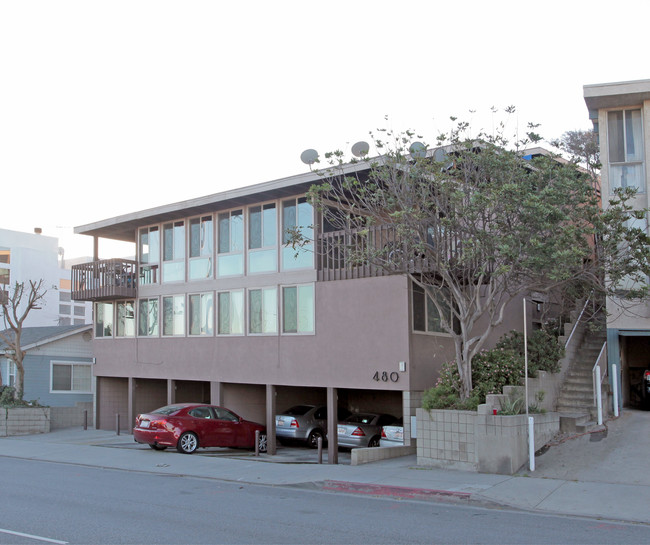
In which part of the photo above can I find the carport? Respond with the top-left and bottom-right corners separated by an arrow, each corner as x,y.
608,331 -> 650,409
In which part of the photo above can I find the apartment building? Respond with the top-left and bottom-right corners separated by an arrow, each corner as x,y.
584,79 -> 650,409
72,159 -> 527,457
0,228 -> 92,327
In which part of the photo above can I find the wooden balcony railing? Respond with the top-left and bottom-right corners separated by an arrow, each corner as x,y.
71,259 -> 138,301
317,225 -> 435,281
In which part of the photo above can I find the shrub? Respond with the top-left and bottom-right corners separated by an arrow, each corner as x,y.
496,328 -> 564,376
422,348 -> 525,411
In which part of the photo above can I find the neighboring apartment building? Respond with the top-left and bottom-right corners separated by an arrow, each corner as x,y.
72,159 -> 529,457
0,228 -> 92,327
584,79 -> 650,409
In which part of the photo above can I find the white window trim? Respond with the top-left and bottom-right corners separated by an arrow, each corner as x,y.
50,360 -> 93,394
247,286 -> 278,336
281,283 -> 316,336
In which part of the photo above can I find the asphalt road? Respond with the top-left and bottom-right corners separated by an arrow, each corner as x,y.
1,457 -> 648,545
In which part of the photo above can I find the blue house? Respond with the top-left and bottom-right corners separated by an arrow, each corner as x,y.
0,325 -> 94,408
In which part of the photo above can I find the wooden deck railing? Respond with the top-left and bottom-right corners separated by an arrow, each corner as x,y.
71,259 -> 138,301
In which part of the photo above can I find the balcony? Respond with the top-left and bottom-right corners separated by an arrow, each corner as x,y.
71,259 -> 138,301
317,225 -> 435,281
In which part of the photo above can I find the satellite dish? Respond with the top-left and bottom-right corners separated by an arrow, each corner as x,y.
409,142 -> 427,158
433,148 -> 448,162
300,149 -> 319,165
351,141 -> 369,158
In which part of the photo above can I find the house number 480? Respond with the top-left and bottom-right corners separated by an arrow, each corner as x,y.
373,371 -> 399,382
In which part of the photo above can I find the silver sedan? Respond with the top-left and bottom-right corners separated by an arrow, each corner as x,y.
337,413 -> 397,448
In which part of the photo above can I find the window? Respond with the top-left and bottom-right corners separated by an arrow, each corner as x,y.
138,298 -> 159,336
95,302 -> 114,338
218,209 -> 244,276
189,215 -> 213,280
249,287 -> 277,334
412,283 -> 454,334
163,221 -> 185,282
282,284 -> 314,333
139,226 -> 160,284
608,109 -> 644,192
282,197 -> 313,270
0,247 -> 10,264
51,362 -> 92,393
59,304 -> 71,315
0,267 -> 9,285
248,203 -> 277,273
217,290 -> 244,335
59,292 -> 71,302
189,293 -> 214,336
73,305 -> 86,317
162,295 -> 185,336
8,361 -> 15,387
116,301 -> 135,337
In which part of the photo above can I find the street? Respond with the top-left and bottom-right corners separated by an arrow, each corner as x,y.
0,457 -> 648,545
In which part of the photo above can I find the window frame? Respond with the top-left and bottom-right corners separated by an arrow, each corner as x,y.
248,286 -> 278,335
162,294 -> 186,337
189,292 -> 215,337
217,208 -> 244,277
248,201 -> 278,274
138,297 -> 160,337
281,196 -> 314,271
217,289 -> 245,336
138,225 -> 160,285
95,302 -> 114,338
162,220 -> 186,283
189,214 -> 214,280
607,108 -> 645,194
281,283 -> 315,335
411,282 -> 455,336
50,360 -> 93,394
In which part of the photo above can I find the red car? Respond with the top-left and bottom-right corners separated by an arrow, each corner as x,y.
133,403 -> 267,454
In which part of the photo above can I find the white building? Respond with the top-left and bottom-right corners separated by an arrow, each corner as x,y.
0,228 -> 91,327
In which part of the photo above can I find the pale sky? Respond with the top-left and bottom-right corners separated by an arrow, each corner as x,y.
1,0 -> 648,259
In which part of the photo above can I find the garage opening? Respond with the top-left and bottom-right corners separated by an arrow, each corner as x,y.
621,335 -> 650,409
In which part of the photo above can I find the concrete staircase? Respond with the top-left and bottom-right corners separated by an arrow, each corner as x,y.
555,321 -> 607,433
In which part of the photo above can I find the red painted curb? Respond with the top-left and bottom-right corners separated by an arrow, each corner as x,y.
322,480 -> 471,500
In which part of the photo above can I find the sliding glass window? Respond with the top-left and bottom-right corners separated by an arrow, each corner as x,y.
163,221 -> 185,282
218,210 -> 244,276
217,290 -> 244,335
189,215 -> 213,280
189,292 -> 214,336
248,203 -> 277,273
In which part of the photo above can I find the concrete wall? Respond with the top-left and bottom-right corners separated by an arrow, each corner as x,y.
50,402 -> 94,429
416,408 -> 560,475
0,407 -> 50,436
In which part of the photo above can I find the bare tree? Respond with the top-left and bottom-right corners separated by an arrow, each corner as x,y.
0,280 -> 48,402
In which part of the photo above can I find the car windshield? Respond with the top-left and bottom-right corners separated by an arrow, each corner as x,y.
282,405 -> 313,416
151,405 -> 184,416
345,414 -> 376,424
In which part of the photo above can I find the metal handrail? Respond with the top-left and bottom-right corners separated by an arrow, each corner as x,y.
564,296 -> 592,349
592,341 -> 608,405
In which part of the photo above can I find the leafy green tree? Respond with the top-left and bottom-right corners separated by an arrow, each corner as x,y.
299,113 -> 650,399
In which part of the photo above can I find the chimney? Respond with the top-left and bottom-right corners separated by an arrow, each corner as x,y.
34,227 -> 42,235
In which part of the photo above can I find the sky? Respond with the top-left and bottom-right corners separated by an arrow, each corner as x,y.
1,0 -> 648,259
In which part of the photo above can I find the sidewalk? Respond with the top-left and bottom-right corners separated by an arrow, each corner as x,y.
1,410 -> 649,525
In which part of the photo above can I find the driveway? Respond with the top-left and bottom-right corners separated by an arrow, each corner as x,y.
531,409 -> 650,485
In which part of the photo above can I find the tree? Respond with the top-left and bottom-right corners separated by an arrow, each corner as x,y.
299,115 -> 650,400
0,280 -> 48,402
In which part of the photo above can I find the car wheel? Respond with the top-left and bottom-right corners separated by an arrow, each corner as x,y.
149,444 -> 167,451
177,432 -> 199,454
257,433 -> 268,453
307,429 -> 324,449
368,436 -> 381,448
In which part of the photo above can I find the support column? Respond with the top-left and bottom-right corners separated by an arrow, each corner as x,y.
93,236 -> 99,261
127,377 -> 135,435
167,379 -> 175,405
266,384 -> 277,455
210,381 -> 223,406
327,387 -> 338,465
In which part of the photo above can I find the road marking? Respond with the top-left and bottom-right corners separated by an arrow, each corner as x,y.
0,528 -> 68,544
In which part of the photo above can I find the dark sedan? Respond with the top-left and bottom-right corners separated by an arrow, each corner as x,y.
133,403 -> 267,454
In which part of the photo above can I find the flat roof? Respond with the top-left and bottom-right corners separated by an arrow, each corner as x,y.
74,161 -> 371,243
584,79 -> 650,113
